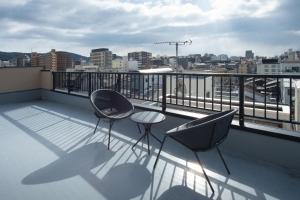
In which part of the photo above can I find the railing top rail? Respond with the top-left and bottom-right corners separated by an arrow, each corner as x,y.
52,71 -> 300,78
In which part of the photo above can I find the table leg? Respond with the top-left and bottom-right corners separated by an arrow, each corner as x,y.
132,133 -> 146,150
150,131 -> 162,143
132,123 -> 159,155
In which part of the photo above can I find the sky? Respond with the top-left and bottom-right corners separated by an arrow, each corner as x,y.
0,0 -> 299,57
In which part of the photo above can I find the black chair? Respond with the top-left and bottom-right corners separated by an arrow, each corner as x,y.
90,89 -> 134,150
153,109 -> 237,195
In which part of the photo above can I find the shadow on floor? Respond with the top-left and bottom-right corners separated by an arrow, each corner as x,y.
98,163 -> 152,200
22,141 -> 152,199
156,185 -> 212,200
22,142 -> 113,184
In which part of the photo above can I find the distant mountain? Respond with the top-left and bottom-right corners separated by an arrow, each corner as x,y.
68,52 -> 89,62
0,51 -> 89,62
0,51 -> 30,61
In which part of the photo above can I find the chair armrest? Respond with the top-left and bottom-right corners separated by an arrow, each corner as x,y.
166,111 -> 225,135
166,109 -> 237,136
167,119 -> 217,150
166,117 -> 217,136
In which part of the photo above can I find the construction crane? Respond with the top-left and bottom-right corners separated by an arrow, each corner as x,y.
154,40 -> 192,72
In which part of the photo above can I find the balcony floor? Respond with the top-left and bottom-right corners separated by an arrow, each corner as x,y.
0,100 -> 299,200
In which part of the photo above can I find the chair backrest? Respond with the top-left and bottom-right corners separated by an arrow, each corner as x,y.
168,109 -> 237,151
90,89 -> 134,118
210,109 -> 237,146
90,89 -> 113,112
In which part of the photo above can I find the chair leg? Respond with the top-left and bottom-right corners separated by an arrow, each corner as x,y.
194,152 -> 215,195
107,120 -> 114,150
136,123 -> 142,134
153,136 -> 167,170
93,118 -> 101,135
216,146 -> 230,175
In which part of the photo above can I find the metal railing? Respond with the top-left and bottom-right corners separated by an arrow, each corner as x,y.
52,71 -> 300,129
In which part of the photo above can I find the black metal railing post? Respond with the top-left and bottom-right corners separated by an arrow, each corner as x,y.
88,73 -> 92,96
162,74 -> 167,113
67,72 -> 71,94
52,72 -> 56,91
117,73 -> 121,93
239,76 -> 245,127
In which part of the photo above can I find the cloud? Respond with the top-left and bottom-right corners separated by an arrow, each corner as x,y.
0,0 -> 299,56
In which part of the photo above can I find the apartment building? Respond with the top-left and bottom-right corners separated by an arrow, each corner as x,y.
128,51 -> 152,69
31,49 -> 73,71
257,58 -> 300,74
257,58 -> 280,74
56,51 -> 72,71
31,49 -> 55,70
90,48 -> 112,69
245,50 -> 254,60
239,60 -> 257,74
44,49 -> 57,71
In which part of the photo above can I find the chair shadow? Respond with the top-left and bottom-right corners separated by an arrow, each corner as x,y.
156,185 -> 212,200
97,163 -> 152,200
22,142 -> 113,184
22,140 -> 152,200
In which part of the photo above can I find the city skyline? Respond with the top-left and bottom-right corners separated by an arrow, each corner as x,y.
0,0 -> 300,57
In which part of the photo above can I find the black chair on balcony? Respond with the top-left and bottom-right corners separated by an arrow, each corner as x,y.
153,109 -> 237,195
90,89 -> 134,150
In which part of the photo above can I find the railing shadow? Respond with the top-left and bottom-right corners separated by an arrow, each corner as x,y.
22,143 -> 113,184
1,101 -> 296,200
1,107 -> 152,200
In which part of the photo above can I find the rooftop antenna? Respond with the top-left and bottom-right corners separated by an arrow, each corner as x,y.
154,39 -> 192,72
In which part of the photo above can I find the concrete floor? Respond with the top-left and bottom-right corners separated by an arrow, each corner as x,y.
0,100 -> 299,200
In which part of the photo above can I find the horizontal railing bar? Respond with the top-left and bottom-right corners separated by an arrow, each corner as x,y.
52,71 -> 300,78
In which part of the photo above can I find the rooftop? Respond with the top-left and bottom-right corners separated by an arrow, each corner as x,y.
0,98 -> 299,200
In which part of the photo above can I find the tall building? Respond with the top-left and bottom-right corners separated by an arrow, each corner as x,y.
31,49 -> 56,70
128,51 -> 152,68
44,49 -> 57,70
217,54 -> 229,61
245,50 -> 254,60
112,58 -> 125,70
56,51 -> 72,71
90,48 -> 112,69
239,60 -> 257,74
31,52 -> 46,68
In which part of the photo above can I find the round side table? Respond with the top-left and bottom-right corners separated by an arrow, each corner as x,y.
131,111 -> 165,155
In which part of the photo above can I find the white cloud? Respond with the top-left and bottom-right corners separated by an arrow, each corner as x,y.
208,0 -> 279,20
0,0 -> 31,7
288,30 -> 300,36
1,20 -> 34,34
0,0 -> 298,57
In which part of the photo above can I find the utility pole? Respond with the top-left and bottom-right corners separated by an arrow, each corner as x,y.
154,40 -> 192,72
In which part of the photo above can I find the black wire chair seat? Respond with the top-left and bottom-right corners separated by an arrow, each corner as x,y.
94,109 -> 133,120
90,89 -> 134,149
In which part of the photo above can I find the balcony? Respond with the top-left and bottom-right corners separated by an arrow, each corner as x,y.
0,67 -> 300,200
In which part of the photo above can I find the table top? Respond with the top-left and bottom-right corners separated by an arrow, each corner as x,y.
130,111 -> 166,124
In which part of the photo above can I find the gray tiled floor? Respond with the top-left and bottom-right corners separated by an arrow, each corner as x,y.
0,100 -> 299,200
